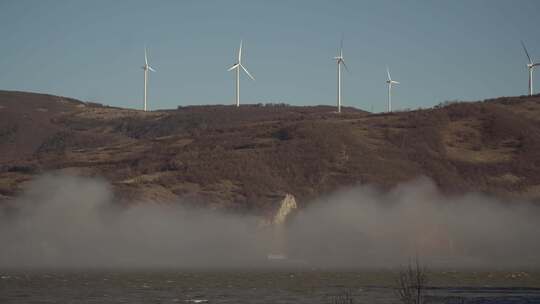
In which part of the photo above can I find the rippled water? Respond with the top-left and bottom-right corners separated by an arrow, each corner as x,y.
1,270 -> 540,303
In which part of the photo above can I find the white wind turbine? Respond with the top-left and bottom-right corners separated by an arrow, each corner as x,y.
386,66 -> 400,112
334,37 -> 349,113
142,47 -> 156,112
521,41 -> 540,96
227,40 -> 255,107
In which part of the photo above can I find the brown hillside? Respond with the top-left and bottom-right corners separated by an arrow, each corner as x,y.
1,91 -> 540,214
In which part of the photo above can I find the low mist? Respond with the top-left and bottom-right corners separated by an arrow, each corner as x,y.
1,174 -> 539,269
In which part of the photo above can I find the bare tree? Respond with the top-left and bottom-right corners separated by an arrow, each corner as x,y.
395,257 -> 428,304
328,290 -> 355,304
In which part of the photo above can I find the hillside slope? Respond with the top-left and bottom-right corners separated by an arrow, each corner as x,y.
1,91 -> 540,214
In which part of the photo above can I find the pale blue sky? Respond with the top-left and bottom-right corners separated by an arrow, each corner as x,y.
1,0 -> 539,112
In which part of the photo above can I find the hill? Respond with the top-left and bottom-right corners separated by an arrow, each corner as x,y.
1,90 -> 540,214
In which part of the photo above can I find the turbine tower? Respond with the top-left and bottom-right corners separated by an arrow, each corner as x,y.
228,40 -> 255,107
521,41 -> 540,96
334,37 -> 349,113
386,66 -> 400,112
142,48 -> 156,112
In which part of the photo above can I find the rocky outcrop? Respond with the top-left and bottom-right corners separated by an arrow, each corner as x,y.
273,194 -> 298,225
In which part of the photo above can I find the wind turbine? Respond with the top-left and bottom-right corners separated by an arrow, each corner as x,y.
227,40 -> 255,107
386,66 -> 400,112
142,47 -> 156,112
521,41 -> 540,96
334,37 -> 349,113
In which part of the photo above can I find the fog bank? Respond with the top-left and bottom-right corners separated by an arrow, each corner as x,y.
1,174 -> 539,268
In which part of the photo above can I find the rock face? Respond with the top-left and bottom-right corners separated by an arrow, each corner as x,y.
273,194 -> 298,225
2,90 -> 540,213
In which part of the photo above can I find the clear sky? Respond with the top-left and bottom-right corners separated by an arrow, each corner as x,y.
1,0 -> 539,112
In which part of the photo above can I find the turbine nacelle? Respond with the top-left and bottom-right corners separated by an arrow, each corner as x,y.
335,56 -> 349,72
142,65 -> 156,72
526,62 -> 539,69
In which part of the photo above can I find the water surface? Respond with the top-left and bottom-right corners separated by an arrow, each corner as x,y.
1,270 -> 540,303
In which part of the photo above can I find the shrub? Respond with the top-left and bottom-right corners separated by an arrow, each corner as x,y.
395,257 -> 428,304
328,290 -> 355,304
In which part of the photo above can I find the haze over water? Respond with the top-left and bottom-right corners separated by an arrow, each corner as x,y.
1,174 -> 540,269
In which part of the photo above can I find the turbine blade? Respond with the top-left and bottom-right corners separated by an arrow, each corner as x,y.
340,33 -> 344,58
148,66 -> 156,72
227,63 -> 239,71
341,60 -> 349,73
386,66 -> 391,81
393,81 -> 400,84
145,48 -> 148,66
521,40 -> 532,64
240,64 -> 255,80
238,40 -> 243,63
